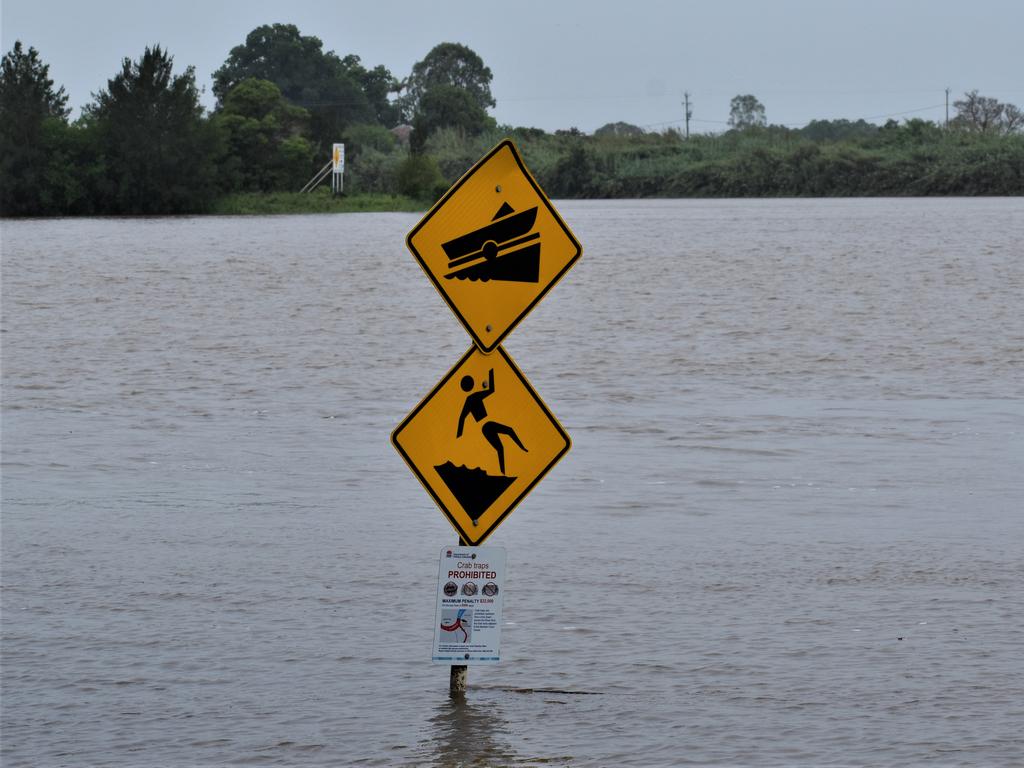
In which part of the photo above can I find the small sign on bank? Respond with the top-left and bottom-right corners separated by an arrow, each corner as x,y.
331,143 -> 345,194
432,546 -> 506,664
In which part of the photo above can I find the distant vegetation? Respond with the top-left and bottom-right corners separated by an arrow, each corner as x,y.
2,29 -> 1023,217
210,189 -> 423,216
502,118 -> 1024,198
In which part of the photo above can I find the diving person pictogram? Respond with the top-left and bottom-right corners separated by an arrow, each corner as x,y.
433,368 -> 528,524
441,203 -> 541,283
456,368 -> 527,474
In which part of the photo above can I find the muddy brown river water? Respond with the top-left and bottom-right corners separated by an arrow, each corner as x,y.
3,198 -> 1023,765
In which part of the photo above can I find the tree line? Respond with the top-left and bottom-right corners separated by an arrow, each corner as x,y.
2,26 -> 1023,216
0,26 -> 498,215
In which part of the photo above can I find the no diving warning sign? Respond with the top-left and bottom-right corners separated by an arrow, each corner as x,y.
392,346 -> 570,546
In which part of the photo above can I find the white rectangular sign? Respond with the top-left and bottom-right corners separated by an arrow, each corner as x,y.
432,546 -> 506,664
332,143 -> 345,174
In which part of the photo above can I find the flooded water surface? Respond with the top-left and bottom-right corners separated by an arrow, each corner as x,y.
3,198 -> 1023,765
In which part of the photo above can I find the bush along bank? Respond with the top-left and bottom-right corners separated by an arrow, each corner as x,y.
209,189 -> 424,215
419,124 -> 1024,199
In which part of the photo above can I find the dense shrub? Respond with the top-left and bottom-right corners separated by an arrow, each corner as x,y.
396,154 -> 447,201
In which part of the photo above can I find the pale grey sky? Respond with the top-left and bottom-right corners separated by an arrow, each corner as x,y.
3,0 -> 1022,133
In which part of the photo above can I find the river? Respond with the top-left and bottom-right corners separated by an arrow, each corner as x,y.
2,198 -> 1023,765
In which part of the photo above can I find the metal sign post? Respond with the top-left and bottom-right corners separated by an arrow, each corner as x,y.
392,139 -> 581,697
449,537 -> 469,696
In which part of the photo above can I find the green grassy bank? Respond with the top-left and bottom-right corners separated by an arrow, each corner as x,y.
209,189 -> 425,216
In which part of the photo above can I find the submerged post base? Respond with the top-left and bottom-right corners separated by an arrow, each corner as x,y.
450,665 -> 467,697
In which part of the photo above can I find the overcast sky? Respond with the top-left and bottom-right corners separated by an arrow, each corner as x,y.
3,0 -> 1022,133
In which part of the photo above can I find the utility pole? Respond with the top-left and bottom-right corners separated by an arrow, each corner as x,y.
945,87 -> 950,129
683,92 -> 692,139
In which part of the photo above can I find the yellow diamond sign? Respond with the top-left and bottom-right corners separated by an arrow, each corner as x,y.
406,140 -> 582,353
392,345 -> 570,545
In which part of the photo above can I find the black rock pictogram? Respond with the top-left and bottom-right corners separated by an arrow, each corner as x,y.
434,462 -> 515,521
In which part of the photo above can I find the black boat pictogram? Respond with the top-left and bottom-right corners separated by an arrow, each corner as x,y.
442,203 -> 541,283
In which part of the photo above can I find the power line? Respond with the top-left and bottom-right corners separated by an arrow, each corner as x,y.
857,103 -> 946,122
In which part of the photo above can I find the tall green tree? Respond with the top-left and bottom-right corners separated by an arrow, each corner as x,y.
728,94 -> 767,129
212,24 -> 376,148
0,41 -> 70,215
410,85 -> 495,151
401,42 -> 495,121
341,54 -> 401,127
214,78 -> 314,191
87,45 -> 222,214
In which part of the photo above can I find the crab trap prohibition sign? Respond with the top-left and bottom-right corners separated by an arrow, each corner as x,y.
406,140 -> 582,352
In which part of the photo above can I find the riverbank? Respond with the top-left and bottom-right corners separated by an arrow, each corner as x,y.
210,190 -> 425,216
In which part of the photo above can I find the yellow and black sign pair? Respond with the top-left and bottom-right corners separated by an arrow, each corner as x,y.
392,140 -> 582,545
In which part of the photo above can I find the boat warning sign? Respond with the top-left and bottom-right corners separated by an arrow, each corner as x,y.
432,546 -> 506,664
406,139 -> 582,353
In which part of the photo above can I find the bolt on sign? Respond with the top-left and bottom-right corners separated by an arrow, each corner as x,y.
406,140 -> 582,353
394,139 -> 580,546
393,346 -> 570,545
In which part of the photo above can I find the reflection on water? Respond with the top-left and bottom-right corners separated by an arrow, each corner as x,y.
417,695 -> 518,768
